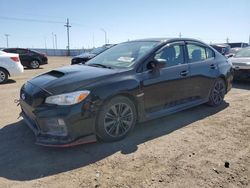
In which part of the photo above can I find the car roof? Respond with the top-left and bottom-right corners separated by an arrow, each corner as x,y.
4,48 -> 28,50
129,37 -> 207,44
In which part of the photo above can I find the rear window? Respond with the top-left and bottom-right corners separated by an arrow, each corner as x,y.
187,44 -> 206,62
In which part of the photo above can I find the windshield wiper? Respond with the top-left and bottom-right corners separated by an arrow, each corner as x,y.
88,63 -> 112,69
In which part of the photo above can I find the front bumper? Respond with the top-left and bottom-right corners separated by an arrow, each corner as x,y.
41,58 -> 48,65
233,68 -> 250,80
20,99 -> 97,147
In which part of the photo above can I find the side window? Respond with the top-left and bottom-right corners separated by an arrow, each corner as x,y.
16,49 -> 27,54
206,48 -> 215,59
154,44 -> 184,67
187,44 -> 206,63
4,49 -> 15,53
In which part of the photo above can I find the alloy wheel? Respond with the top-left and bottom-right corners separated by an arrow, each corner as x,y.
104,103 -> 134,138
211,80 -> 226,105
0,70 -> 6,83
30,60 -> 40,69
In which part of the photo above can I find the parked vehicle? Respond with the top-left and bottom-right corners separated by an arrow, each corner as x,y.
0,51 -> 23,84
229,47 -> 242,55
210,43 -> 231,57
2,48 -> 48,69
71,44 -> 115,65
229,47 -> 250,80
227,42 -> 249,48
19,38 -> 233,147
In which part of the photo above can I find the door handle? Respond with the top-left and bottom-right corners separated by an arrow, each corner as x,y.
180,70 -> 189,77
210,64 -> 216,69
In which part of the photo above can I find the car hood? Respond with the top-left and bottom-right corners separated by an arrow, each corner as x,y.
27,65 -> 119,95
229,57 -> 250,64
74,52 -> 96,59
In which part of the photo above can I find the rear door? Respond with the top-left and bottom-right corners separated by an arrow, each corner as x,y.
16,49 -> 30,66
185,42 -> 219,100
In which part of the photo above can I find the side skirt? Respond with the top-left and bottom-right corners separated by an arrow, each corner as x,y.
144,98 -> 208,121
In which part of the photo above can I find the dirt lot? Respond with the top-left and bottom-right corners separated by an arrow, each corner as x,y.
0,57 -> 249,188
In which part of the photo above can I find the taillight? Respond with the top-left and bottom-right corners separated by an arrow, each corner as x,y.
10,57 -> 20,62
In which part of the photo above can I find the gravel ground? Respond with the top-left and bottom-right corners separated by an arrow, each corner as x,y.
0,57 -> 249,188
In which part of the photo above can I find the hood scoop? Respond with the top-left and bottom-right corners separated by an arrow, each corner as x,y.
47,70 -> 65,78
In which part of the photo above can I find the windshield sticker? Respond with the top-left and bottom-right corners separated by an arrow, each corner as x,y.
117,57 -> 134,63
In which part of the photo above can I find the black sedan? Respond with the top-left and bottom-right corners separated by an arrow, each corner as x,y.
19,38 -> 233,147
71,44 -> 115,65
2,48 -> 48,69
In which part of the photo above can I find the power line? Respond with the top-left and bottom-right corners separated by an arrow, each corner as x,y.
0,16 -> 64,24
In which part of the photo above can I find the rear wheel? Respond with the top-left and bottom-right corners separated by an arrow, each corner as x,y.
0,68 -> 8,84
208,78 -> 226,106
96,96 -> 137,142
29,60 -> 40,69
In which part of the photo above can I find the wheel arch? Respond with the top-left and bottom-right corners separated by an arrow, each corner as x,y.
94,92 -> 141,135
31,58 -> 42,63
0,67 -> 10,76
219,74 -> 227,91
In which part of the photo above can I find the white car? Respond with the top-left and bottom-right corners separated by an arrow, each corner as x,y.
0,50 -> 24,83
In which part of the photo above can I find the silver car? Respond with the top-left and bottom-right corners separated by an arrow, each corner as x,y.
229,47 -> 250,80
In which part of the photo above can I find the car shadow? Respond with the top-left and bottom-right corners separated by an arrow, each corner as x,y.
0,102 -> 228,181
233,81 -> 250,90
0,79 -> 16,85
24,67 -> 44,70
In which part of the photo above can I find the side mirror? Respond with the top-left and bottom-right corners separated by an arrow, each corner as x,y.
226,54 -> 234,58
149,58 -> 166,70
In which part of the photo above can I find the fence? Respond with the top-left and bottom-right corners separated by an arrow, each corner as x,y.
0,47 -> 91,56
31,48 -> 91,56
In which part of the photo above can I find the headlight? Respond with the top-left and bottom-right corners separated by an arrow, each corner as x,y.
45,90 -> 90,105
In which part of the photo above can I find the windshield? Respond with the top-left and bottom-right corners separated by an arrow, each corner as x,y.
91,47 -> 106,54
235,48 -> 250,58
86,41 -> 160,68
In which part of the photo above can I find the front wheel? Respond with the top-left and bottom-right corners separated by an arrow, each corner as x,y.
96,96 -> 137,142
207,78 -> 226,107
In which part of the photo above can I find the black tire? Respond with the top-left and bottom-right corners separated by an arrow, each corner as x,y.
207,78 -> 226,107
0,68 -> 8,84
29,59 -> 40,69
96,96 -> 137,142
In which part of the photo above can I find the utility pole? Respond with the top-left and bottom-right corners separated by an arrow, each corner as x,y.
179,32 -> 182,38
52,32 -> 55,49
226,37 -> 229,43
64,18 -> 71,56
5,34 -> 10,48
249,34 -> 250,45
100,28 -> 107,45
54,34 -> 57,49
52,32 -> 55,55
44,36 -> 48,55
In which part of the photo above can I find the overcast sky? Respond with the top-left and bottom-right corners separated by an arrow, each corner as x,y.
0,0 -> 249,49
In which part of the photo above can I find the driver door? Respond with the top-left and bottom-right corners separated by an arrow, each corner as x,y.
141,42 -> 192,113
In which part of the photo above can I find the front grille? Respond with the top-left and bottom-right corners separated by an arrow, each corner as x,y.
21,109 -> 40,135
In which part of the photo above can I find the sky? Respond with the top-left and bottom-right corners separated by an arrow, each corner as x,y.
0,0 -> 249,49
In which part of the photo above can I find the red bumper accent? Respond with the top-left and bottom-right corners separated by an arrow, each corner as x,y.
36,135 -> 97,148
